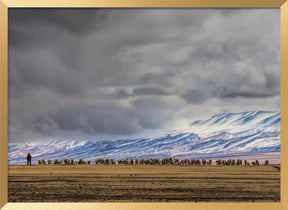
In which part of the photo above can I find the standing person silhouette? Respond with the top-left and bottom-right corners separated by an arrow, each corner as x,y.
27,153 -> 32,166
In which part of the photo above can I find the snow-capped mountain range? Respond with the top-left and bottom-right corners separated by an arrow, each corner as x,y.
8,111 -> 280,164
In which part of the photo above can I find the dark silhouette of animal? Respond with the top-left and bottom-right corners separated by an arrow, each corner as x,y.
190,159 -> 197,165
173,158 -> 180,165
139,159 -> 146,165
147,159 -> 152,164
95,158 -> 104,164
54,159 -> 61,165
202,159 -> 207,165
153,158 -> 161,165
161,158 -> 173,165
179,159 -> 188,166
78,159 -> 86,164
64,159 -> 71,165
236,159 -> 242,165
130,158 -> 134,165
38,159 -> 46,165
251,160 -> 259,166
118,158 -> 129,165
216,159 -> 222,165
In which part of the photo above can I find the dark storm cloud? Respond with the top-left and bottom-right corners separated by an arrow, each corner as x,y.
9,9 -> 106,47
115,89 -> 131,98
181,89 -> 210,104
34,105 -> 141,135
221,91 -> 274,99
133,97 -> 174,129
114,87 -> 171,98
133,87 -> 171,96
31,97 -> 176,136
182,86 -> 276,103
8,9 -> 280,142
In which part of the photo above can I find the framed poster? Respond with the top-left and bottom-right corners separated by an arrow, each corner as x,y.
0,0 -> 288,210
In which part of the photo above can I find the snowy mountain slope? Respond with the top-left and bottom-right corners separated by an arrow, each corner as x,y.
185,111 -> 279,137
8,111 -> 280,164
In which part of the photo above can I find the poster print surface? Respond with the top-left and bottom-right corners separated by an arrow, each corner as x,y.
8,8 -> 280,202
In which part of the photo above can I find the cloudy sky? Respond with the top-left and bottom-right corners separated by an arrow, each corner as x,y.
8,9 -> 280,143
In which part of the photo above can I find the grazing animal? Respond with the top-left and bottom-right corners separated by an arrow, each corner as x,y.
105,159 -> 110,165
78,159 -> 86,164
216,159 -> 222,165
123,158 -> 129,164
162,158 -> 174,165
130,158 -> 134,165
153,159 -> 161,165
236,159 -> 242,165
38,159 -> 46,165
202,159 -> 207,165
190,159 -> 197,165
181,159 -> 189,166
95,158 -> 105,165
64,159 -> 70,165
244,160 -> 250,166
118,158 -> 129,165
173,158 -> 180,165
161,158 -> 168,165
146,158 -> 153,165
54,159 -> 61,165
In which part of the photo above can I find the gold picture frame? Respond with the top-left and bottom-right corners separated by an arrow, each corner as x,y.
0,0 -> 287,209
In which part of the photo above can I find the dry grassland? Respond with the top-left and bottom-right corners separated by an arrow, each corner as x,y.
8,165 -> 280,202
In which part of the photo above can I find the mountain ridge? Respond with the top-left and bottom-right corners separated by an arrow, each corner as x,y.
8,110 -> 280,164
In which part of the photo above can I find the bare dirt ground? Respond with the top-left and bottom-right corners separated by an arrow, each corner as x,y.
8,165 -> 280,202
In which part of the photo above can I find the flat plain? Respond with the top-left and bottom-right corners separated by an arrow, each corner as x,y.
8,165 -> 280,202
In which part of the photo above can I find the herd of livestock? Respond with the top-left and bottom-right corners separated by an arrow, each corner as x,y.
37,158 -> 270,166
